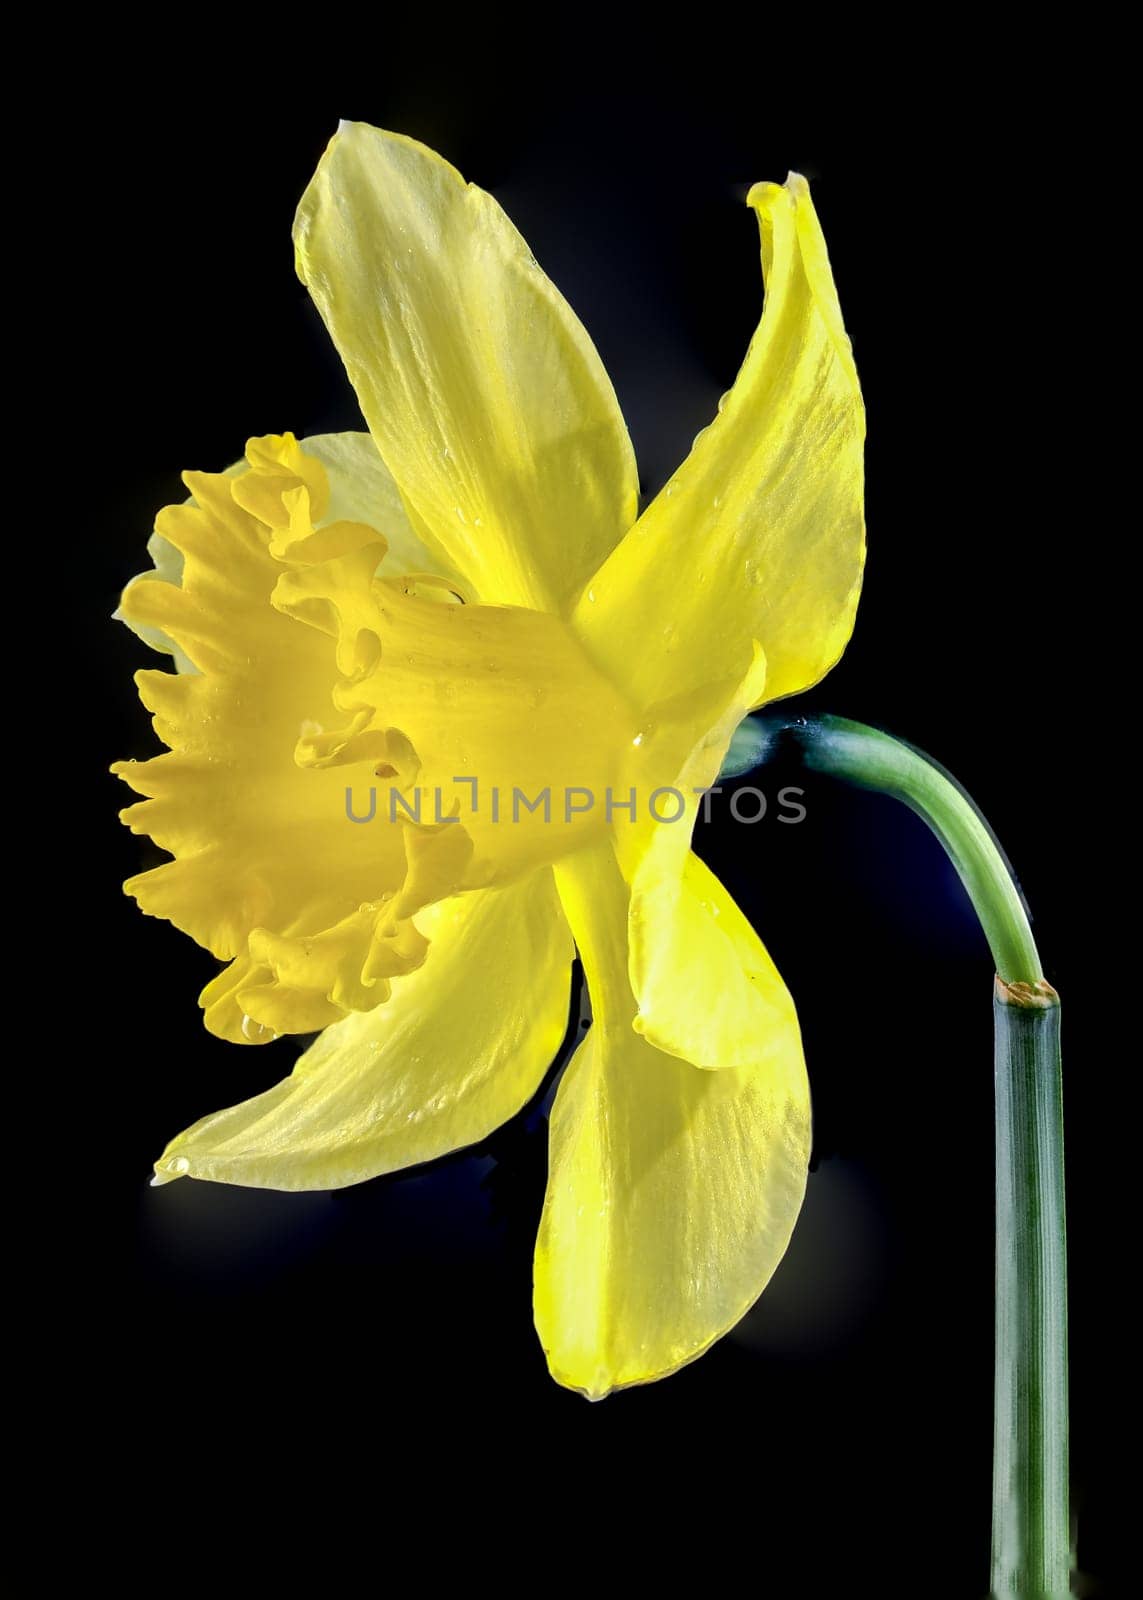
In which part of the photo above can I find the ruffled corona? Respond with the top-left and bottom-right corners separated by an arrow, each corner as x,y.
115,434 -> 476,1040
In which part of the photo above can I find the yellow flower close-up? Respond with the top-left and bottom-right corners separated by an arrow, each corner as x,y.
114,120 -> 865,1399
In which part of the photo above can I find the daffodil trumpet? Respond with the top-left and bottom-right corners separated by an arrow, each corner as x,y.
726,713 -> 1068,1600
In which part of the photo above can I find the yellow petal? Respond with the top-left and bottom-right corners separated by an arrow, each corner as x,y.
535,842 -> 810,1398
574,173 -> 864,711
622,647 -> 783,1068
152,873 -> 573,1189
293,122 -> 638,611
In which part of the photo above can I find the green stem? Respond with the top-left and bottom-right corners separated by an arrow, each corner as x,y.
992,977 -> 1069,1598
733,713 -> 1068,1597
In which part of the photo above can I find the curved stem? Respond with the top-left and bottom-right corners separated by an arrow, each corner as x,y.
732,713 -> 1068,1597
794,714 -> 1040,986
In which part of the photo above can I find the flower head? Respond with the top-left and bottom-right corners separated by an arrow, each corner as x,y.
115,123 -> 864,1397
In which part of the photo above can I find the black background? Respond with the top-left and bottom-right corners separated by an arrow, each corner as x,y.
65,52 -> 1117,1596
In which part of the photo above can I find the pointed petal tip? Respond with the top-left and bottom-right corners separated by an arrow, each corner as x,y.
745,178 -> 785,213
334,119 -> 367,145
545,1356 -> 613,1403
150,1157 -> 188,1187
746,173 -> 810,215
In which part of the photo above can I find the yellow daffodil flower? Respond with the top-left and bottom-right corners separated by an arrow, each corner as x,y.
115,122 -> 864,1398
